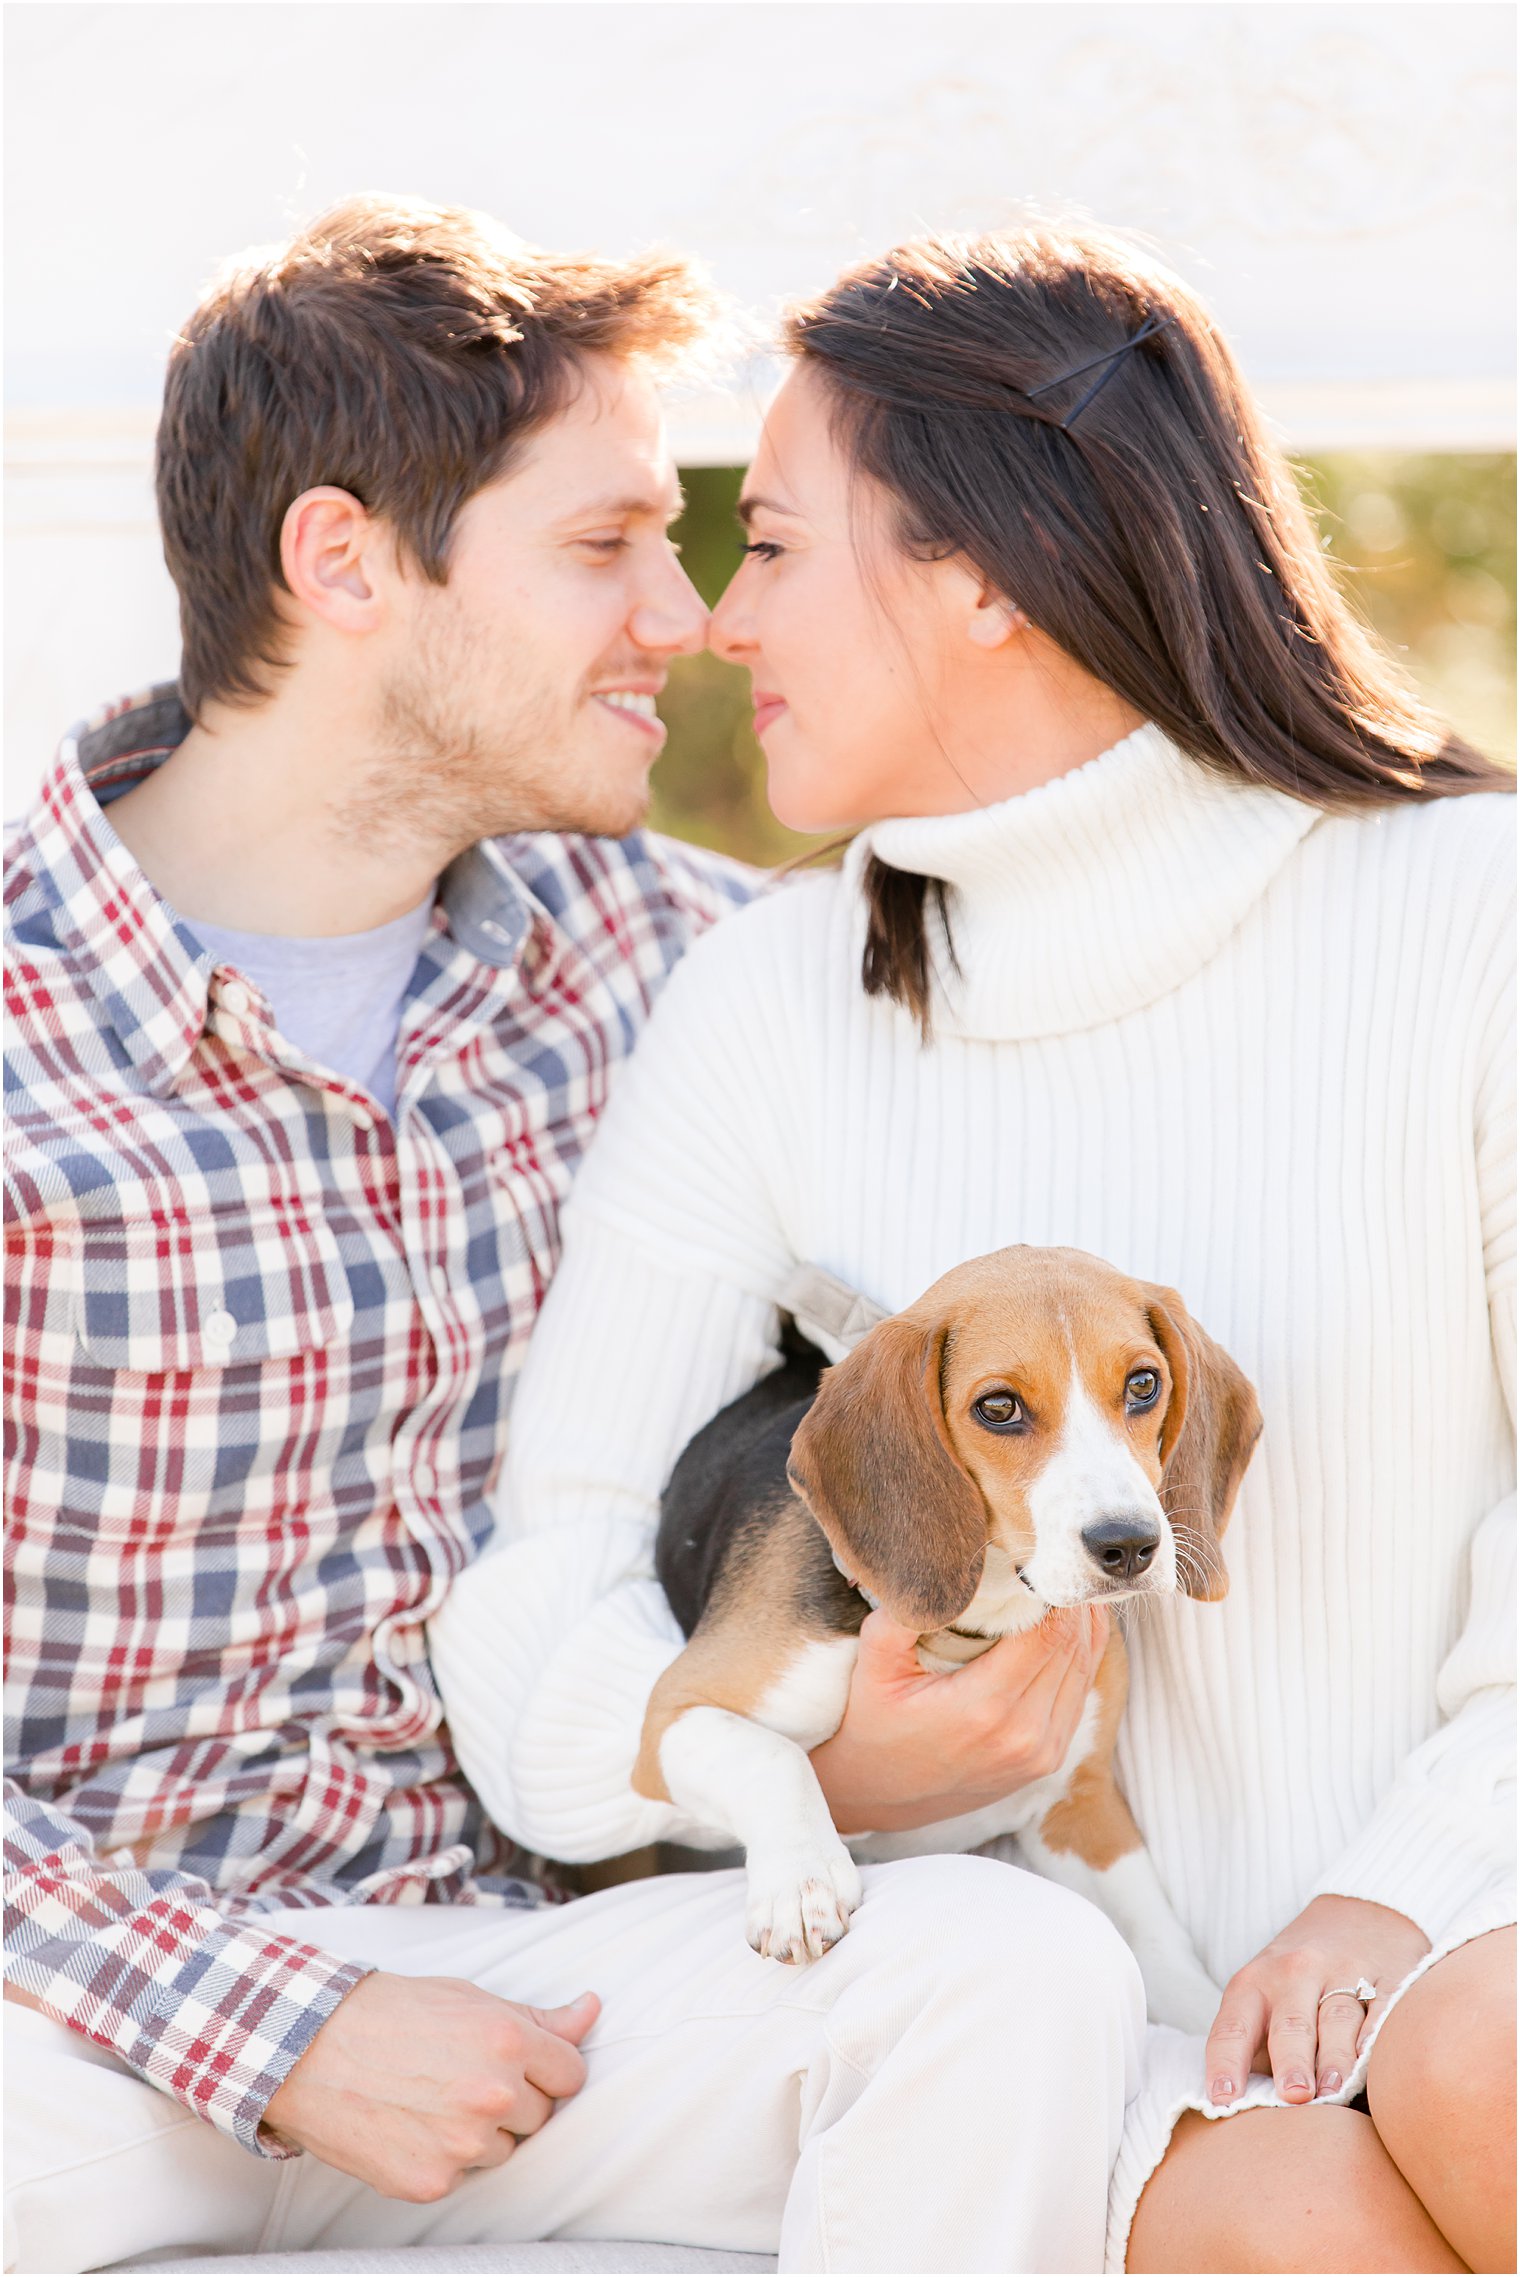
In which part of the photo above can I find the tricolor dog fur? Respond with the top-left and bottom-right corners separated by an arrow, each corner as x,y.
635,1245 -> 1262,2032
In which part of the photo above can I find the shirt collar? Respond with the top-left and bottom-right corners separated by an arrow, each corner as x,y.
16,684 -> 547,1094
440,837 -> 536,970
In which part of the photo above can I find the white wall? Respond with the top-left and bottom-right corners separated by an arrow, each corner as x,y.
5,0 -> 1514,817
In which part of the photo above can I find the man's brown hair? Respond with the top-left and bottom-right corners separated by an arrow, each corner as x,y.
156,194 -> 713,717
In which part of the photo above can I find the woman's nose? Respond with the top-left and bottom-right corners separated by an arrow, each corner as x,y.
707,574 -> 754,664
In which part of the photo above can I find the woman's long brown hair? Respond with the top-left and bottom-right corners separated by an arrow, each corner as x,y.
782,223 -> 1512,1032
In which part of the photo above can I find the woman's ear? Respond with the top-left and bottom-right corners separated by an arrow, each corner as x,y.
1145,1289 -> 1263,1601
966,585 -> 1026,651
279,486 -> 386,635
786,1315 -> 989,1632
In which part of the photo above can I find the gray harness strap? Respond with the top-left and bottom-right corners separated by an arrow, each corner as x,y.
775,1263 -> 889,1610
775,1261 -> 890,1365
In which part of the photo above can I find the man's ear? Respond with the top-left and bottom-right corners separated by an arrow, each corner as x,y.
1146,1289 -> 1263,1601
786,1315 -> 988,1632
280,486 -> 385,634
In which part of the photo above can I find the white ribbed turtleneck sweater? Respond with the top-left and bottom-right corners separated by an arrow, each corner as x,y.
431,725 -> 1514,2258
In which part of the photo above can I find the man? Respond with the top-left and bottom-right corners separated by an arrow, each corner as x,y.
4,197 -> 1139,2275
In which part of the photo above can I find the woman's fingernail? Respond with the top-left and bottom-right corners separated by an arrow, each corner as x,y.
1319,2069 -> 1342,2095
1284,2070 -> 1311,2097
1210,2076 -> 1234,2103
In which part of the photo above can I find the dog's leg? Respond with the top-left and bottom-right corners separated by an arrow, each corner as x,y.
662,1701 -> 862,1963
1026,1629 -> 1220,2032
1019,1819 -> 1222,2033
636,1631 -> 862,1964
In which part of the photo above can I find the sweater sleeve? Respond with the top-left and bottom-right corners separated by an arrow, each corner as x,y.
3,1778 -> 370,2155
1309,906 -> 1517,1943
429,906 -> 805,1861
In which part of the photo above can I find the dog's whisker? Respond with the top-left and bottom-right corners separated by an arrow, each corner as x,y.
1174,1539 -> 1210,1593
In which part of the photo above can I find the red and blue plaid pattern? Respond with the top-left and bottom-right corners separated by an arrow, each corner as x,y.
4,685 -> 755,2153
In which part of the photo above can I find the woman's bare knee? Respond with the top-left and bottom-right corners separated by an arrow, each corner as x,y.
1368,1928 -> 1516,2273
1127,2105 -> 1466,2273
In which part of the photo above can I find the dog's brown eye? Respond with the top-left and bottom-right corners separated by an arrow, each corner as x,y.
1126,1369 -> 1161,1409
973,1392 -> 1026,1431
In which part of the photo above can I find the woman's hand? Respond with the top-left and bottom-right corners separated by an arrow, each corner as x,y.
1204,1892 -> 1431,2106
810,1603 -> 1109,1835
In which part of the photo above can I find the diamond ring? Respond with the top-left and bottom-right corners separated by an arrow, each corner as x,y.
1317,1976 -> 1378,2008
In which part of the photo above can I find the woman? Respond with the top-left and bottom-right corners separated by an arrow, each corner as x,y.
432,223 -> 1514,2271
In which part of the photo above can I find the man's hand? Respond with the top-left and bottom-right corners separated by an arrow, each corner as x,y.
1204,1892 -> 1431,2106
811,1604 -> 1109,1835
261,1971 -> 599,2200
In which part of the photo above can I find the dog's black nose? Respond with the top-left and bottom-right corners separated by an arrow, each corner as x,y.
1081,1516 -> 1160,1581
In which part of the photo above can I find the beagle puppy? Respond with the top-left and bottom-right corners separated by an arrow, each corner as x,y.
634,1245 -> 1262,2033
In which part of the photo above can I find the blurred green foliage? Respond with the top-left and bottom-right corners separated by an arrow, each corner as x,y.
1299,453 -> 1515,771
650,455 -> 1517,869
648,467 -> 826,868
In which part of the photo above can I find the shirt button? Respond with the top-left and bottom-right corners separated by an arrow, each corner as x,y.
480,919 -> 511,945
430,1264 -> 451,1300
414,1459 -> 437,1496
203,1307 -> 237,1346
349,1104 -> 373,1133
219,981 -> 251,1018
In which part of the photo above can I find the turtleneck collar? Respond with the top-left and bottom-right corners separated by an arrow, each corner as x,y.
849,723 -> 1322,1041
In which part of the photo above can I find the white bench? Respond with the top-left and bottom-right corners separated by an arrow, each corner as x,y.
106,2247 -> 776,2274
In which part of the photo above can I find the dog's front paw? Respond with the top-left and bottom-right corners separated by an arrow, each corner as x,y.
745,1845 -> 864,1965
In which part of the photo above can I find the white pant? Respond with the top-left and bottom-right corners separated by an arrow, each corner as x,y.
5,1856 -> 1143,2276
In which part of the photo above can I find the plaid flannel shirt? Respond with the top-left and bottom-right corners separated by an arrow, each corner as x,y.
4,685 -> 756,2154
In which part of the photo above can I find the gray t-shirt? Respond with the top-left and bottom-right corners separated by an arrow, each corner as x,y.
192,896 -> 436,1117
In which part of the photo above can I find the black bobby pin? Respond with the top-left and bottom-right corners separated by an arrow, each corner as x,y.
1024,313 -> 1175,431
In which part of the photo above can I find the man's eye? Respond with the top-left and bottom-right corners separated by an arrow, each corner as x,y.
741,540 -> 782,563
973,1392 -> 1026,1431
1126,1369 -> 1161,1409
580,537 -> 628,555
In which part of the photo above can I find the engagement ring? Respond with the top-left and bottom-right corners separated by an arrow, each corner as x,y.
1318,1977 -> 1378,2007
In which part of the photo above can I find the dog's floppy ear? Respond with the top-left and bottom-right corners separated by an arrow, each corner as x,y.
786,1315 -> 988,1633
1145,1289 -> 1262,1602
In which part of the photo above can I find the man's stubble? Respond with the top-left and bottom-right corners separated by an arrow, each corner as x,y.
341,601 -> 651,864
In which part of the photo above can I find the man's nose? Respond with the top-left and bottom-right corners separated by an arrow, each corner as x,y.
631,567 -> 709,658
1080,1516 -> 1160,1582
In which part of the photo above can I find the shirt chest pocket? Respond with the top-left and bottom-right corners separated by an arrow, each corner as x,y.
73,1199 -> 354,1373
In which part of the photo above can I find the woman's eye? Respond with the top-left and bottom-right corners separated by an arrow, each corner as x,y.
741,540 -> 783,563
973,1391 -> 1026,1431
580,537 -> 628,556
1126,1370 -> 1161,1408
